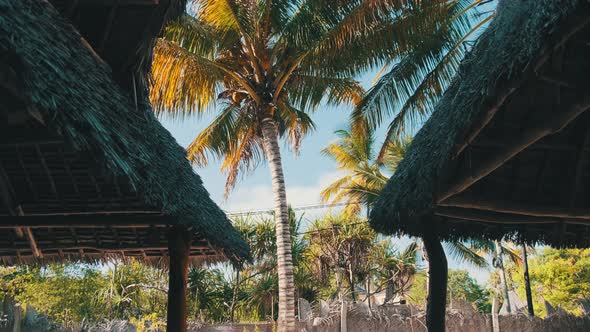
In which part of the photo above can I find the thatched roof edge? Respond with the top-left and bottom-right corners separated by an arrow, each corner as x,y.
0,0 -> 250,263
370,0 -> 582,240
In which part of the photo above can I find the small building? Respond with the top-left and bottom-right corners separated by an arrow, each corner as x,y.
0,0 -> 250,331
370,0 -> 590,330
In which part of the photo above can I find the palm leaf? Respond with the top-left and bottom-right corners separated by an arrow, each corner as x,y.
444,241 -> 489,269
150,39 -> 223,116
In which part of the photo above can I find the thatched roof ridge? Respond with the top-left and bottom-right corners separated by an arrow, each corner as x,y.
370,0 -> 583,241
0,0 -> 250,262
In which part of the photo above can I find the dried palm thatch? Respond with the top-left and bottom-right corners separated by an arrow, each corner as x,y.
370,0 -> 590,247
0,0 -> 250,264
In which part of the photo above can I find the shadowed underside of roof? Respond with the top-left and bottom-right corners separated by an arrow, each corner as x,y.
370,0 -> 590,247
0,0 -> 250,264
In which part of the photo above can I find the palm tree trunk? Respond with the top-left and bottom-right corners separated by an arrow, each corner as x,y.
229,268 -> 240,322
495,240 -> 511,313
261,118 -> 296,332
422,227 -> 447,332
522,244 -> 534,317
348,265 -> 356,303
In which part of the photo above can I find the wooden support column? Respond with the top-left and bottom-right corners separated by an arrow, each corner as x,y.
422,222 -> 447,332
167,226 -> 191,332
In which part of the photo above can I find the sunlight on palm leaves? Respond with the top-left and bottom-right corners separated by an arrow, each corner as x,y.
151,0 -> 485,193
321,123 -> 410,215
352,0 -> 497,160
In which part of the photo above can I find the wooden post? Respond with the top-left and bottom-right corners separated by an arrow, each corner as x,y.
522,244 -> 534,317
167,226 -> 191,332
491,296 -> 500,332
495,241 -> 511,314
422,226 -> 447,332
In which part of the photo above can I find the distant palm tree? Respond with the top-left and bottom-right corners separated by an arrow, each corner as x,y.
322,124 -> 489,264
321,123 -> 410,216
370,241 -> 419,304
461,239 -> 532,313
305,214 -> 376,302
151,1 -> 480,329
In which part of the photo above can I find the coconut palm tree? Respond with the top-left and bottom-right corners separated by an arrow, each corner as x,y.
322,125 -> 489,259
151,1 -> 478,329
369,241 -> 419,304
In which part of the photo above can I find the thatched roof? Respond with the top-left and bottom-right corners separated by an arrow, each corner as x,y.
371,0 -> 590,246
0,0 -> 250,264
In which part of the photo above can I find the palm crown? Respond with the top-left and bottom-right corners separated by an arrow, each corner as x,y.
321,123 -> 410,215
151,0 -> 476,193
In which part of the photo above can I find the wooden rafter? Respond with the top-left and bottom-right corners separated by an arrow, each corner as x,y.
25,227 -> 42,258
0,160 -> 17,215
15,146 -> 38,201
78,0 -> 158,5
437,93 -> 590,203
35,144 -> 59,199
440,196 -> 590,221
453,13 -> 590,159
58,146 -> 80,197
99,0 -> 120,52
0,214 -> 169,227
568,117 -> 590,210
435,207 -> 562,225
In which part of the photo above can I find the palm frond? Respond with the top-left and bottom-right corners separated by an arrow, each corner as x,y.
287,74 -> 364,110
150,39 -> 223,116
374,13 -> 494,159
352,0 -> 485,143
444,241 -> 489,269
276,101 -> 315,154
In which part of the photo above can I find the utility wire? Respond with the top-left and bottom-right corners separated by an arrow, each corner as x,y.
225,201 -> 361,217
225,200 -> 370,236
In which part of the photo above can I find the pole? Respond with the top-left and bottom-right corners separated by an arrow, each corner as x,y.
522,244 -> 534,317
422,226 -> 448,332
167,226 -> 191,332
495,240 -> 511,313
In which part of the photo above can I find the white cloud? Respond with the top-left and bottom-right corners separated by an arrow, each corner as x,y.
221,171 -> 344,219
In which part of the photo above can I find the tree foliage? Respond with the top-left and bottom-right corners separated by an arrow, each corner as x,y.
511,247 -> 590,317
409,269 -> 490,313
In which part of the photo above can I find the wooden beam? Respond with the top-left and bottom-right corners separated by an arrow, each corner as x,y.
534,13 -> 590,72
0,215 -> 170,227
24,227 -> 42,258
58,146 -> 80,197
540,73 -> 577,88
437,94 -> 590,203
440,196 -> 590,221
78,0 -> 158,5
65,0 -> 80,18
454,13 -> 590,159
0,160 -> 17,215
35,144 -> 59,199
166,226 -> 191,332
435,206 -> 562,225
15,146 -> 38,201
99,0 -> 120,52
22,245 -> 210,252
453,82 -> 520,158
568,117 -> 590,210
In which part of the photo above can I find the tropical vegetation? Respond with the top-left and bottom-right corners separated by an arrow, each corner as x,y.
150,0 -> 484,328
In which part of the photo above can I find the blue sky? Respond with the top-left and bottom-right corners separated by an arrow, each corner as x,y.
159,0 -> 500,285
160,73 -> 493,284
